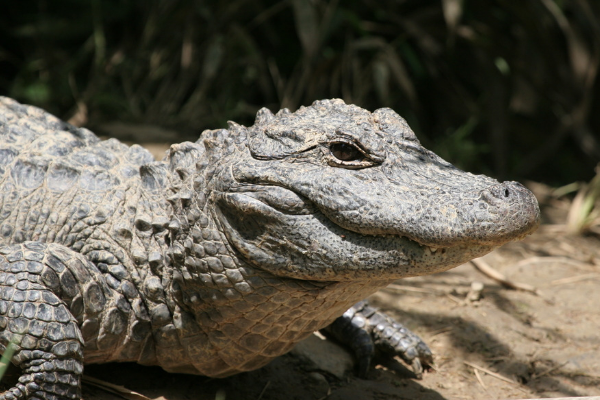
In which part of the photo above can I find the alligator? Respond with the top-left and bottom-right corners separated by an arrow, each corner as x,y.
0,96 -> 540,400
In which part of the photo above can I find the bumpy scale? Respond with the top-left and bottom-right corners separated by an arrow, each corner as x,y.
0,97 -> 540,399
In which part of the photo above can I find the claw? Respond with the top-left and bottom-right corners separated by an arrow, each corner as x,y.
357,355 -> 372,379
324,301 -> 434,379
411,357 -> 423,379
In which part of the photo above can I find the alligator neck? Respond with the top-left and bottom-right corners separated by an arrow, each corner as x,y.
163,174 -> 390,376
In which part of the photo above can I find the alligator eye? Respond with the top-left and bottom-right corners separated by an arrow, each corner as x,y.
330,142 -> 363,162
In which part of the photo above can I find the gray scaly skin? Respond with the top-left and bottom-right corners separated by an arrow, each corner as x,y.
324,301 -> 435,378
0,97 -> 539,399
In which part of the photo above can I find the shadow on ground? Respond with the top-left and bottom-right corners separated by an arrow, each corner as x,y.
83,356 -> 446,400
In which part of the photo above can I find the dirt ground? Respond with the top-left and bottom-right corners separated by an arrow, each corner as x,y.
4,142 -> 598,399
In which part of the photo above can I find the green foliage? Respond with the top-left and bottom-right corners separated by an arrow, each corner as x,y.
432,117 -> 490,174
0,0 -> 598,184
0,336 -> 18,381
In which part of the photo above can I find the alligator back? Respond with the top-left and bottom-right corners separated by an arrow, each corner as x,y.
0,97 -> 160,248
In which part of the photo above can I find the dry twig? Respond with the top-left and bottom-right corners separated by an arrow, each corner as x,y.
470,258 -> 541,295
462,361 -> 516,385
473,368 -> 487,389
256,380 -> 271,400
531,361 -> 569,379
512,256 -> 594,271
550,273 -> 600,286
82,376 -> 151,400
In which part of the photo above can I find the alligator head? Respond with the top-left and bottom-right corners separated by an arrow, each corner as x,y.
202,99 -> 539,281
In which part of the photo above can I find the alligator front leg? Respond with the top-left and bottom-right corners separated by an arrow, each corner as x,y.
0,242 -> 108,400
323,301 -> 433,379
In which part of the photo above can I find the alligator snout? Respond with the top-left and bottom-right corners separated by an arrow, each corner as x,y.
469,181 -> 540,244
480,181 -> 528,204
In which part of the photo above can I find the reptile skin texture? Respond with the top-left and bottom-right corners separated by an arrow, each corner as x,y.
0,97 -> 539,399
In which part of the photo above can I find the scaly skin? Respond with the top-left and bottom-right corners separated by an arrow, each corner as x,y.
0,97 -> 539,399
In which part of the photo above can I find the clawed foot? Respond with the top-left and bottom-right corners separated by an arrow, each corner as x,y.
322,301 -> 433,379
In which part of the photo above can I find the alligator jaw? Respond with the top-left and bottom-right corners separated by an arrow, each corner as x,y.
214,190 -> 499,282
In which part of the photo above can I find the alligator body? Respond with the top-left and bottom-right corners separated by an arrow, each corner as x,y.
0,97 -> 539,399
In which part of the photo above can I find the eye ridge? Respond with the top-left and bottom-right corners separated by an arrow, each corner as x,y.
329,142 -> 363,162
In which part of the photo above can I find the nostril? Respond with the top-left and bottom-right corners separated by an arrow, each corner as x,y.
482,184 -> 514,203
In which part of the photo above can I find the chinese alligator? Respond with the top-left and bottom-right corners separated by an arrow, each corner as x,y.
0,97 -> 539,400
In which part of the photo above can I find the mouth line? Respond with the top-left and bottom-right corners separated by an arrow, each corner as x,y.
307,205 -> 454,253
284,202 -> 454,257
216,190 -> 501,281
357,230 -> 452,255
234,188 -> 455,255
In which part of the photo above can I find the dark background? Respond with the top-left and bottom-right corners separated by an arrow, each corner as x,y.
1,0 -> 599,186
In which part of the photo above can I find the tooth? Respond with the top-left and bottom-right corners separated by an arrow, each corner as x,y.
430,247 -> 437,253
